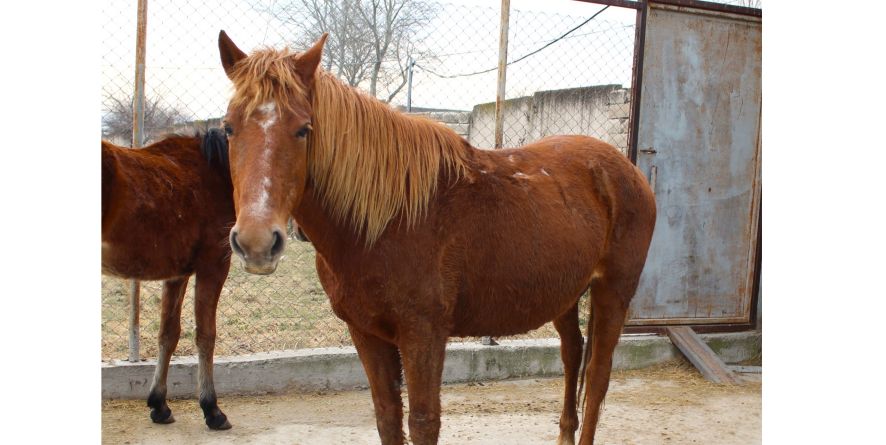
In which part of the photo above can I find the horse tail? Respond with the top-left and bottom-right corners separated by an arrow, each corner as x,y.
576,163 -> 614,413
200,128 -> 230,175
576,288 -> 593,413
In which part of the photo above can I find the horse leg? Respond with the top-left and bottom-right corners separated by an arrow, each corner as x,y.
399,330 -> 448,445
146,277 -> 188,424
349,325 -> 405,445
554,302 -> 584,445
194,266 -> 231,430
577,272 -> 638,445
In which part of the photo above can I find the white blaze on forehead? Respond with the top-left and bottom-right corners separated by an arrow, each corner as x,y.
257,101 -> 278,130
257,101 -> 275,113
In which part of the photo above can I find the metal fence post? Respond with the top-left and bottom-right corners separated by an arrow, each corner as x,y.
133,0 -> 147,148
128,280 -> 141,362
494,0 -> 510,149
128,0 -> 148,363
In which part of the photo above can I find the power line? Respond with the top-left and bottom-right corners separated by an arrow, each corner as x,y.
415,4 -> 610,79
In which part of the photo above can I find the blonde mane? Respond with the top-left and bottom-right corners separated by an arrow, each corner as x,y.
228,47 -> 310,119
229,47 -> 471,245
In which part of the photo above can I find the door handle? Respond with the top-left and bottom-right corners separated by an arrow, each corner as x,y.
640,147 -> 657,154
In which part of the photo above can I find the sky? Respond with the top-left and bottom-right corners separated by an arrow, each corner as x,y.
101,0 -> 638,125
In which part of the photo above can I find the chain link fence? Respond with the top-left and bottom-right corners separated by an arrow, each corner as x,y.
101,0 -> 639,362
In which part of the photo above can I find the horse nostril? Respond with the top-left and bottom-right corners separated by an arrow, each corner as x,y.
270,229 -> 285,257
230,231 -> 245,258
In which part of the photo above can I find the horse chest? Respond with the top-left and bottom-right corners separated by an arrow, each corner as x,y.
316,262 -> 414,341
325,280 -> 391,319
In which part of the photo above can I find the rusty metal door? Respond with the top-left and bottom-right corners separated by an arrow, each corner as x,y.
627,3 -> 761,326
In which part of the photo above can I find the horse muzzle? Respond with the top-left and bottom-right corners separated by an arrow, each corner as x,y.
229,225 -> 286,275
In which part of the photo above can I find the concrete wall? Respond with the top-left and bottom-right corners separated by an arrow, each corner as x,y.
468,85 -> 631,155
405,111 -> 472,139
103,331 -> 760,399
468,96 -> 535,149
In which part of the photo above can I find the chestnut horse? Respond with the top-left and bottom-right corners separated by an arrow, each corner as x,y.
217,32 -> 656,444
101,130 -> 235,430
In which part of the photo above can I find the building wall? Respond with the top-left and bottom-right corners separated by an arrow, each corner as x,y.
404,111 -> 472,139
468,85 -> 631,155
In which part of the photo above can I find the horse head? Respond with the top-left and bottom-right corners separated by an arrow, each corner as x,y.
218,30 -> 326,274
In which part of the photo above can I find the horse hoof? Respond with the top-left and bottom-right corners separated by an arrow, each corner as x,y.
206,413 -> 232,430
150,407 -> 175,424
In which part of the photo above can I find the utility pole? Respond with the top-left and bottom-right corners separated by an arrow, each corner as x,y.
494,0 -> 511,149
406,56 -> 416,112
128,0 -> 148,363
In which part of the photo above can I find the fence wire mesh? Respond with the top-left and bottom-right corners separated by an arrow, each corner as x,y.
101,0 -> 637,362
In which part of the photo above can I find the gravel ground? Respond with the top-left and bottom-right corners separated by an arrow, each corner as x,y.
102,361 -> 761,444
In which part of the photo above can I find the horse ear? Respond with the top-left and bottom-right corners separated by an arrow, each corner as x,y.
218,30 -> 247,80
295,33 -> 328,86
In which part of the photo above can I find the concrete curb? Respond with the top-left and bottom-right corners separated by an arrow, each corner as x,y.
102,331 -> 761,399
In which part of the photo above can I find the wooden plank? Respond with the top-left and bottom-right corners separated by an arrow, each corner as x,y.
666,326 -> 741,384
728,365 -> 762,374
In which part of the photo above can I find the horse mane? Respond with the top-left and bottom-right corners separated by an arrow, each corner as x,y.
229,48 -> 471,245
200,128 -> 230,172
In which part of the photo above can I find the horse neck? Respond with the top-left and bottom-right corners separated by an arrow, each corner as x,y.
293,182 -> 366,263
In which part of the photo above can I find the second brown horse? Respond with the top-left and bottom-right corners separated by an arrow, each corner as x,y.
102,130 -> 235,430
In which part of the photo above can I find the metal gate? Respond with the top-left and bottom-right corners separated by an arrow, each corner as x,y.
626,1 -> 762,328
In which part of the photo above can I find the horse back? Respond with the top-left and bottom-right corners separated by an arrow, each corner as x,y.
450,134 -> 652,235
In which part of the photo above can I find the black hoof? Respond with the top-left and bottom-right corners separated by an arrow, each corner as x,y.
150,406 -> 175,424
206,412 -> 231,430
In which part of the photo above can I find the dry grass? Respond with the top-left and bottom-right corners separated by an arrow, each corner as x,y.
101,241 -> 350,361
101,240 -> 582,361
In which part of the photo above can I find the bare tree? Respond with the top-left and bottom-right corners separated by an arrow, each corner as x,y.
102,94 -> 191,145
735,0 -> 761,7
270,0 -> 437,103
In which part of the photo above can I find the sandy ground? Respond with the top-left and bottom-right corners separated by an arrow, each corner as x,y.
102,362 -> 761,444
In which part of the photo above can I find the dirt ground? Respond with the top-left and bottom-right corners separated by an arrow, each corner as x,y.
102,362 -> 761,444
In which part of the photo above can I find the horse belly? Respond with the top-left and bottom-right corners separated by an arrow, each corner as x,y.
447,212 -> 600,336
450,266 -> 590,337
101,239 -> 194,281
450,290 -> 581,337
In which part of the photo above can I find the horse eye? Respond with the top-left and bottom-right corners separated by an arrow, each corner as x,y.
295,125 -> 311,138
223,123 -> 234,136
